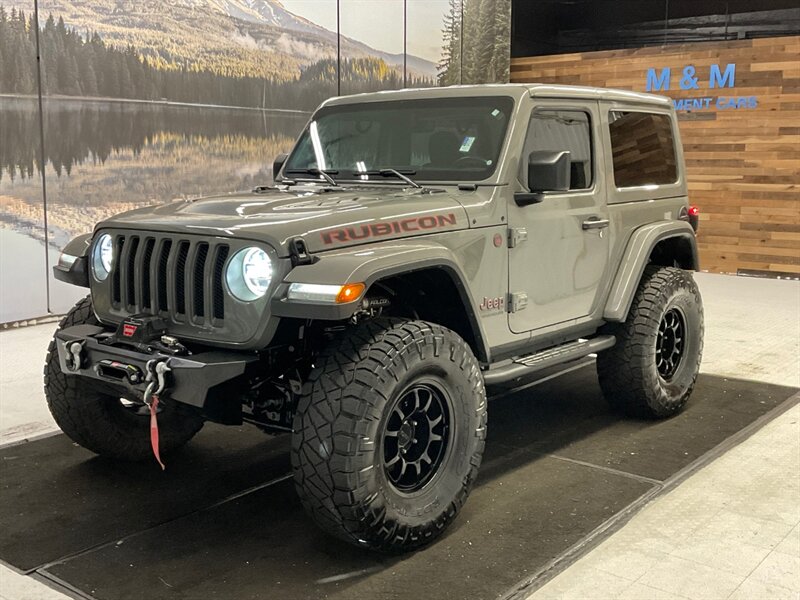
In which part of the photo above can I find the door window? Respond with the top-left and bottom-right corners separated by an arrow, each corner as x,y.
521,110 -> 593,190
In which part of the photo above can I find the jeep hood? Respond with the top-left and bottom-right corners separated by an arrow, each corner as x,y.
98,186 -> 469,256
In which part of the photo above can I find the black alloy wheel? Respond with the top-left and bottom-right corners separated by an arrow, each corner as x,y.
596,266 -> 704,419
292,318 -> 487,551
383,382 -> 451,493
656,307 -> 686,380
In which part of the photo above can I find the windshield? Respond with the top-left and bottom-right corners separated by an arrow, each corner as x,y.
284,96 -> 515,183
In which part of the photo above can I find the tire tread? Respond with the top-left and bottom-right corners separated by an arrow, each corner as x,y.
291,318 -> 486,551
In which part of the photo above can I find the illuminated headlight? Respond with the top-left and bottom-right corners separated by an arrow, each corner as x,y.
287,282 -> 365,303
226,247 -> 273,301
91,233 -> 113,281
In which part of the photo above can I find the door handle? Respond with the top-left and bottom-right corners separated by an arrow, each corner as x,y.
582,218 -> 610,230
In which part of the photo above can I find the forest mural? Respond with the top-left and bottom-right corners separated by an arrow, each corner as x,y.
0,0 -> 511,323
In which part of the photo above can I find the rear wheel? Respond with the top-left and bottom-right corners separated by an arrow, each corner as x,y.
44,296 -> 204,460
597,266 -> 704,418
291,319 -> 487,551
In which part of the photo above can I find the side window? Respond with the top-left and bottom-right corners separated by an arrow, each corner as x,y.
522,110 -> 593,190
609,111 -> 678,187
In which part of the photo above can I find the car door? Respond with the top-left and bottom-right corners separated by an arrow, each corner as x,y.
507,100 -> 610,334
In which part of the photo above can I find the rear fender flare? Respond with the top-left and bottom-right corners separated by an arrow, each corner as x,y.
604,221 -> 699,322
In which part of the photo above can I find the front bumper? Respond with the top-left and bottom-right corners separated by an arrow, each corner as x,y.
54,324 -> 257,408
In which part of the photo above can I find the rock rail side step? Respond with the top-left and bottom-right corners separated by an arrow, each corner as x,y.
483,335 -> 616,386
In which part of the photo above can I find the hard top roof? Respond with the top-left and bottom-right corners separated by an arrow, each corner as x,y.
322,83 -> 672,108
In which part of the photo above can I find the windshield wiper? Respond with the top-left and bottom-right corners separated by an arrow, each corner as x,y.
372,168 -> 422,189
284,168 -> 339,186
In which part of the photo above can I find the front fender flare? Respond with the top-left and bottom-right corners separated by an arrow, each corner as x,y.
604,221 -> 699,322
270,242 -> 489,361
53,233 -> 93,288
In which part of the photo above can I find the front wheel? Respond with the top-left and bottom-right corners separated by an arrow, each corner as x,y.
291,319 -> 487,552
597,266 -> 704,418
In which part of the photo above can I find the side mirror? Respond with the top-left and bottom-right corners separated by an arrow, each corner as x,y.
273,153 -> 288,181
515,150 -> 571,206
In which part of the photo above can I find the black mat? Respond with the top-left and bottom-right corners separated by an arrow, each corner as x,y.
0,425 -> 290,571
0,369 -> 795,600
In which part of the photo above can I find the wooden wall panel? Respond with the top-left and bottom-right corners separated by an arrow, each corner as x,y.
511,36 -> 800,276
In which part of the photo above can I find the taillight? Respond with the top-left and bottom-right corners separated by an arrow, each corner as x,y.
687,205 -> 699,231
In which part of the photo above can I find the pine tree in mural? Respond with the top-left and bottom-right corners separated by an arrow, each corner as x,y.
437,0 -> 510,85
438,0 -> 462,86
0,7 -> 37,94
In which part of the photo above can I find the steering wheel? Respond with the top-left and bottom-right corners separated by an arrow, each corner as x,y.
454,156 -> 488,167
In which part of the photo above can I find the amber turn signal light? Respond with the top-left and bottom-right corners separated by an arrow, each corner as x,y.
335,283 -> 366,303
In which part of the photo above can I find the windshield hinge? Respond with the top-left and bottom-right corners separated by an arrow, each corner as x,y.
288,238 -> 319,267
508,292 -> 529,313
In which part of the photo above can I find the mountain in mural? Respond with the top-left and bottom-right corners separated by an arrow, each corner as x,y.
0,8 -> 430,110
0,0 -> 436,80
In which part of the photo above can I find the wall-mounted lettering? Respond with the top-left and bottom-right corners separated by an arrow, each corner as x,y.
646,64 -> 737,91
644,63 -> 756,111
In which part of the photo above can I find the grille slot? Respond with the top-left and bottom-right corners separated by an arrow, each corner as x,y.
111,237 -> 124,304
107,233 -> 229,324
175,241 -> 190,316
124,236 -> 140,309
157,239 -> 172,313
213,245 -> 229,320
193,243 -> 209,318
141,238 -> 155,309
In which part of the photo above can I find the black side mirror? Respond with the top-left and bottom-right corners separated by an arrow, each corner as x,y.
515,150 -> 571,206
273,153 -> 288,181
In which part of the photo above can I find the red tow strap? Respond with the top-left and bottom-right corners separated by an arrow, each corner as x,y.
149,395 -> 166,471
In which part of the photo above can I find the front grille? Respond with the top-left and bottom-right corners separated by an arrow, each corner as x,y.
108,233 -> 230,324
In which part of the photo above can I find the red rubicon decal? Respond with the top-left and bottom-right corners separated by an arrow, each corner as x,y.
321,213 -> 458,245
122,324 -> 138,337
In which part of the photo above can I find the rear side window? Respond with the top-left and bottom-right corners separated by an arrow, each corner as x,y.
608,111 -> 678,188
522,110 -> 593,189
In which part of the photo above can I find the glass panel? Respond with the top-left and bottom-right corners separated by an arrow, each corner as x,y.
339,0 -> 405,95
0,4 -> 52,322
523,111 -> 593,189
406,0 -> 451,86
285,96 -> 515,181
461,0 -> 511,83
609,111 -> 678,187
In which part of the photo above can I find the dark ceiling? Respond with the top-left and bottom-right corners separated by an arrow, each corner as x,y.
511,0 -> 800,56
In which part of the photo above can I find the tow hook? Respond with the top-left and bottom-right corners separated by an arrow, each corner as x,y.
64,340 -> 85,371
143,358 -> 172,471
144,358 -> 172,398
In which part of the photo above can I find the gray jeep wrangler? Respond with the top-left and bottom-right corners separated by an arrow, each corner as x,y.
47,84 -> 703,551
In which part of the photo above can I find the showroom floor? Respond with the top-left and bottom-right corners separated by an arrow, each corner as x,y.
521,273 -> 800,599
0,272 -> 798,600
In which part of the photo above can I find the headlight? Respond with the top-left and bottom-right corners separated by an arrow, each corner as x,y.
91,234 -> 113,281
226,246 -> 272,301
